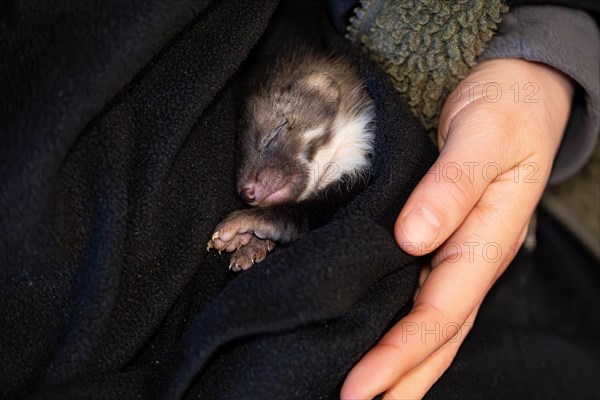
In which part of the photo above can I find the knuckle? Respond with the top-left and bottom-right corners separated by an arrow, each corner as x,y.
414,300 -> 455,323
378,340 -> 411,360
446,177 -> 477,208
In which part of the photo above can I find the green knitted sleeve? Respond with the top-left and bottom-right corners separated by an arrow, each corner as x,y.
347,0 -> 508,135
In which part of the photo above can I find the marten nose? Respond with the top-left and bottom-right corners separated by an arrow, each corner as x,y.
240,186 -> 255,203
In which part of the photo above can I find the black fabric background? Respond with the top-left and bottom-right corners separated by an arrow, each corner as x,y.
1,0 -> 599,399
1,0 -> 435,399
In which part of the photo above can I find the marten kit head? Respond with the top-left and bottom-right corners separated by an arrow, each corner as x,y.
236,50 -> 375,207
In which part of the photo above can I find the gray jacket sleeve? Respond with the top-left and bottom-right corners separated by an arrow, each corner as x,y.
479,5 -> 600,184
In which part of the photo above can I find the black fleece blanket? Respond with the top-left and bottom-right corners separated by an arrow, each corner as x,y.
4,1 -> 599,399
0,1 -> 436,399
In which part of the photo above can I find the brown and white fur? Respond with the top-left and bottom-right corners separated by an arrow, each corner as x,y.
207,49 -> 375,271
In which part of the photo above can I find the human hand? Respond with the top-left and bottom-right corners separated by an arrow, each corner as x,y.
341,59 -> 574,399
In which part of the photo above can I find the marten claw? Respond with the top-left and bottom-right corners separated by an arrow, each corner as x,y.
226,237 -> 276,272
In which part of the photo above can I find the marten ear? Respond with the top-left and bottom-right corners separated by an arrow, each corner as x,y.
299,72 -> 340,104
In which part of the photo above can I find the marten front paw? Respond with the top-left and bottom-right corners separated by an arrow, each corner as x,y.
206,229 -> 253,253
206,209 -> 278,253
228,236 -> 275,271
206,208 -> 287,270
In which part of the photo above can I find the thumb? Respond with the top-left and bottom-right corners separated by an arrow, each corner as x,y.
395,104 -> 507,255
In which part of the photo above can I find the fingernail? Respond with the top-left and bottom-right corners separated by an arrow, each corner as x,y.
400,206 -> 441,247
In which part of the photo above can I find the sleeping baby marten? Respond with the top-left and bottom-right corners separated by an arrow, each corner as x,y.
207,48 -> 375,271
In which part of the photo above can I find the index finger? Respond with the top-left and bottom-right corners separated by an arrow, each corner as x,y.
340,254 -> 489,399
341,203 -> 524,399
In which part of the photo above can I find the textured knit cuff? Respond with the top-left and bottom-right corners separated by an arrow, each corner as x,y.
479,5 -> 600,183
346,0 -> 508,132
